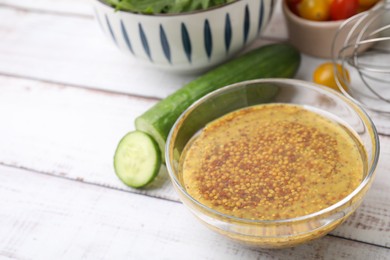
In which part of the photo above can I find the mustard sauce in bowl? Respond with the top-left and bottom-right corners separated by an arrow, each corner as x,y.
180,104 -> 365,221
166,79 -> 379,248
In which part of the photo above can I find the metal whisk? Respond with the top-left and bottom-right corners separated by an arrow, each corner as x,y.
332,1 -> 390,115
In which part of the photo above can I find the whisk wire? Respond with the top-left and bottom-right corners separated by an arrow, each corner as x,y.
333,1 -> 390,109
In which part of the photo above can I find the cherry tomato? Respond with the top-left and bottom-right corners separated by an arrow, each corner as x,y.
358,0 -> 378,7
357,5 -> 371,13
330,0 -> 359,20
313,62 -> 350,92
298,0 -> 330,21
287,0 -> 302,15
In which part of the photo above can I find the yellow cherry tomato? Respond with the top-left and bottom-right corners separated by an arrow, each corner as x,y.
326,0 -> 334,5
313,62 -> 350,92
298,0 -> 330,21
358,0 -> 378,7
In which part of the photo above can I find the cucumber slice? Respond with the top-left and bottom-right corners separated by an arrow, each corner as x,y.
114,131 -> 161,188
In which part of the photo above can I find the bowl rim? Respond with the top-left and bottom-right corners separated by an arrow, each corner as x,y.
165,78 -> 380,224
95,0 -> 246,17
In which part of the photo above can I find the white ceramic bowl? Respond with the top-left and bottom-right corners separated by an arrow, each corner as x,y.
92,0 -> 274,73
282,0 -> 381,59
282,0 -> 345,59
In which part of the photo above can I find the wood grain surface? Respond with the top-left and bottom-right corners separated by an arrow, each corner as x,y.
1,165 -> 389,260
0,0 -> 389,259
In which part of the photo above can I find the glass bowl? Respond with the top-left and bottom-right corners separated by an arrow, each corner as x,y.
165,79 -> 380,248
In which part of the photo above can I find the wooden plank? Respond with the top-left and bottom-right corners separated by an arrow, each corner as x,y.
332,144 -> 390,248
1,75 -> 390,248
0,164 -> 389,260
0,7 -> 194,99
0,0 -> 92,17
0,75 -> 177,201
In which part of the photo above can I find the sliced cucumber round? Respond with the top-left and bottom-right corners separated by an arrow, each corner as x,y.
114,131 -> 161,188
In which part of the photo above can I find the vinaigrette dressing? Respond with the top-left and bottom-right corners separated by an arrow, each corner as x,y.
179,104 -> 365,220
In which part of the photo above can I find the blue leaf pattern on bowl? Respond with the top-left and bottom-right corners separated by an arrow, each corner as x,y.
258,0 -> 264,34
204,19 -> 213,59
105,14 -> 117,45
225,13 -> 232,53
94,0 -> 270,71
94,8 -> 104,33
160,25 -> 171,64
181,23 -> 192,63
120,20 -> 134,55
269,0 -> 275,23
243,5 -> 250,44
139,23 -> 152,62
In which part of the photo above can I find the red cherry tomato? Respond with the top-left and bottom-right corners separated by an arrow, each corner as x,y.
330,0 -> 359,20
287,0 -> 302,15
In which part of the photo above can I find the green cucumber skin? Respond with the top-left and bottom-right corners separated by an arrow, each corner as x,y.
135,43 -> 301,156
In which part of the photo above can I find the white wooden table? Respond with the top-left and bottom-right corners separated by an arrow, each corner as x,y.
0,0 -> 389,259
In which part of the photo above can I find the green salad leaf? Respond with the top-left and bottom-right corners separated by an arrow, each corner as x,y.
104,0 -> 236,14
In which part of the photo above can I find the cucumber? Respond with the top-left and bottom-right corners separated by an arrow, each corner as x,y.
135,43 -> 301,159
114,131 -> 161,188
